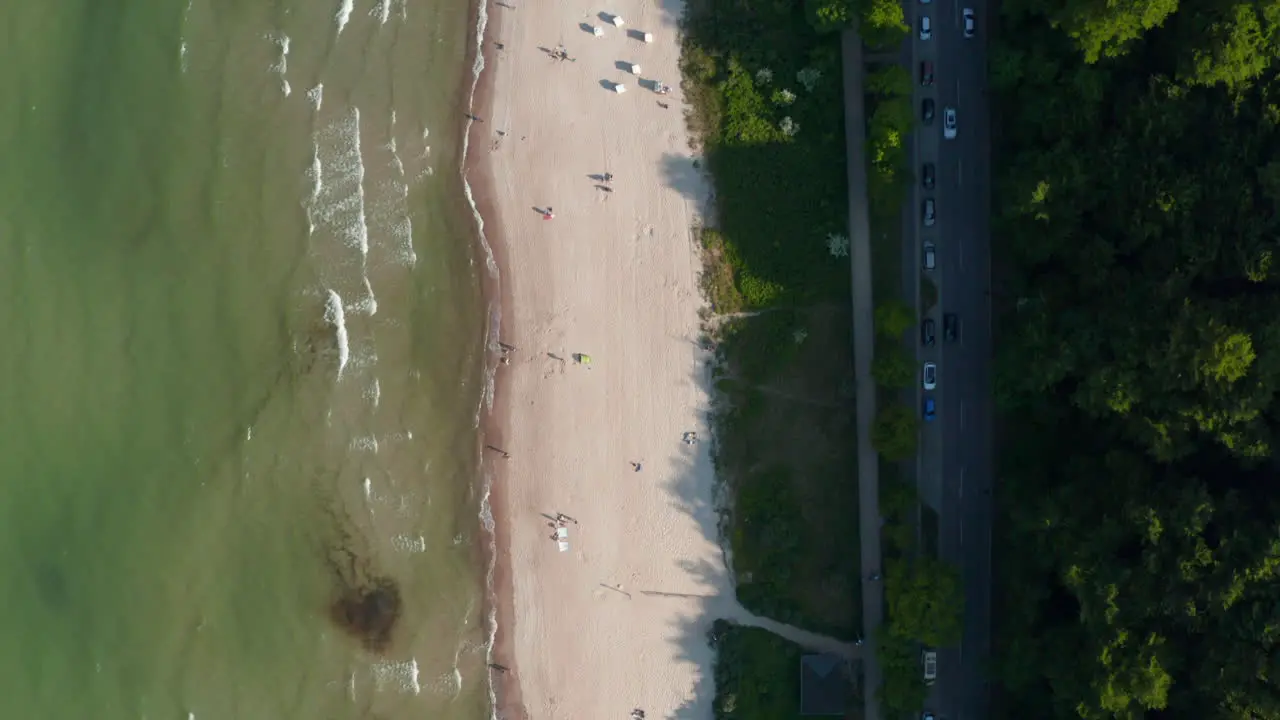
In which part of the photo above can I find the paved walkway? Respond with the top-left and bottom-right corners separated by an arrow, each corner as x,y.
841,22 -> 884,720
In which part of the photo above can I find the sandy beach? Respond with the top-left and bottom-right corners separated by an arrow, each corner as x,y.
468,0 -> 730,717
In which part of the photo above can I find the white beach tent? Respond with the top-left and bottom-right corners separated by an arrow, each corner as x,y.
556,525 -> 570,552
629,63 -> 641,75
613,83 -> 628,94
643,32 -> 654,43
610,15 -> 625,26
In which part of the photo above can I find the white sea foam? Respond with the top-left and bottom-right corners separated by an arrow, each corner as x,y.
308,143 -> 323,204
307,109 -> 370,260
365,377 -> 381,407
180,0 -> 192,72
363,477 -> 373,502
336,0 -> 355,36
351,435 -> 379,453
369,137 -> 418,267
324,289 -> 350,379
372,659 -> 420,694
267,33 -> 291,97
373,0 -> 390,24
356,276 -> 378,315
307,84 -> 324,111
392,534 -> 427,552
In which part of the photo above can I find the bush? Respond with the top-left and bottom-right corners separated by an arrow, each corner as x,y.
874,299 -> 915,339
884,557 -> 964,647
861,0 -> 910,50
805,0 -> 856,33
872,344 -> 915,389
871,403 -> 918,460
710,620 -> 808,720
877,623 -> 929,715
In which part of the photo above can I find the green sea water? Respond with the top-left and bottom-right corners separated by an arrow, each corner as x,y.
0,1 -> 491,718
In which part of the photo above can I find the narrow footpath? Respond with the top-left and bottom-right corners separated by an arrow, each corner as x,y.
841,21 -> 885,720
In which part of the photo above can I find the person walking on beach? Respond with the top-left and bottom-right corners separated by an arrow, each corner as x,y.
543,207 -> 555,220
630,461 -> 642,472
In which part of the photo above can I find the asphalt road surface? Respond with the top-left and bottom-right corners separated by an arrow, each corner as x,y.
907,1 -> 995,719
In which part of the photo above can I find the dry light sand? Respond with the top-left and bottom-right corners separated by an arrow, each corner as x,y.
472,0 -> 736,717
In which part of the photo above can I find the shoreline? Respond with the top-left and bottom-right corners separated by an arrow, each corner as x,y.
460,0 -> 527,718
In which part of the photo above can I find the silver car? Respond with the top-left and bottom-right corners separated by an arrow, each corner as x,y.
923,362 -> 937,390
923,242 -> 936,270
919,15 -> 932,40
963,7 -> 976,37
943,107 -> 957,139
923,198 -> 936,227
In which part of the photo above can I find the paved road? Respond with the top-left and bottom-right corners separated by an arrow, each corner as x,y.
840,25 -> 884,720
907,1 -> 995,719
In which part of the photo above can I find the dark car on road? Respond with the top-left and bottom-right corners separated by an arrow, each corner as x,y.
923,397 -> 936,422
923,198 -> 936,227
922,318 -> 936,346
922,98 -> 935,125
943,313 -> 959,342
922,162 -> 935,190
920,61 -> 934,86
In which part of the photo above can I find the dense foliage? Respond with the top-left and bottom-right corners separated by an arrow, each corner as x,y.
994,0 -> 1280,716
709,621 -> 809,719
682,0 -> 849,310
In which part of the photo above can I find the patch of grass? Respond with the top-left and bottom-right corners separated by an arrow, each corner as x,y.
712,307 -> 860,638
701,228 -> 747,314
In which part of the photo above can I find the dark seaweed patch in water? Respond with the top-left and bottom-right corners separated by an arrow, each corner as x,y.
329,576 -> 402,654
322,508 -> 403,654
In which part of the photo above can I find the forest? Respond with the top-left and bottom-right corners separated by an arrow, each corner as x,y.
992,0 -> 1280,716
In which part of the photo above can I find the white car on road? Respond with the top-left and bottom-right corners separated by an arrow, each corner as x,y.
923,362 -> 937,390
919,15 -> 932,40
943,106 -> 957,139
963,7 -> 976,37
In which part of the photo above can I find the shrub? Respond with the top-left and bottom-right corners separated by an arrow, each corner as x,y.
871,403 -> 918,460
805,0 -> 856,33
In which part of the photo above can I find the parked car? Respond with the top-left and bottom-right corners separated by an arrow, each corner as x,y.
923,241 -> 936,270
922,98 -> 935,125
923,362 -> 937,390
944,106 -> 957,139
923,649 -> 938,684
922,162 -> 935,190
919,15 -> 932,40
923,198 -> 936,227
923,397 -> 936,422
963,7 -> 976,37
923,713 -> 937,720
921,318 -> 936,346
943,313 -> 959,342
920,61 -> 934,86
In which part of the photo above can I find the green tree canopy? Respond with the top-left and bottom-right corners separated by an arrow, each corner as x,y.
884,557 -> 963,647
876,625 -> 929,715
870,403 -> 917,460
871,345 -> 914,389
991,0 -> 1280,714
874,299 -> 915,339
